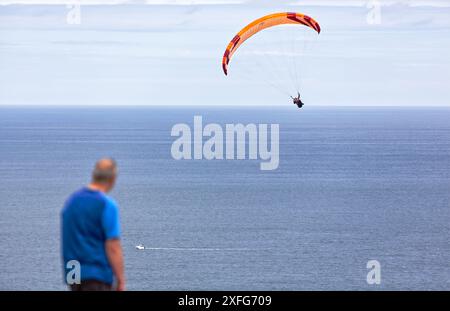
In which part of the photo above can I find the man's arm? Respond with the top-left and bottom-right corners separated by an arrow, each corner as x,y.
102,198 -> 124,290
105,239 -> 125,291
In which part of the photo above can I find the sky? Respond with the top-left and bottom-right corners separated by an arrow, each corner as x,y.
0,0 -> 449,106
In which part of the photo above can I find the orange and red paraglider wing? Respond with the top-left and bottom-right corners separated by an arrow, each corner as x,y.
222,12 -> 321,75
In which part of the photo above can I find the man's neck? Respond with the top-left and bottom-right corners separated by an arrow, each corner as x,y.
87,183 -> 108,193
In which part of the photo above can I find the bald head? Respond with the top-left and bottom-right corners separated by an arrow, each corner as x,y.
92,158 -> 118,190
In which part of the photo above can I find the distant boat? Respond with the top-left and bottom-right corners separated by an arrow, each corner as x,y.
135,244 -> 145,250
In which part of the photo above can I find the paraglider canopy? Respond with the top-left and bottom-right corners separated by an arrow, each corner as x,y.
222,12 -> 321,76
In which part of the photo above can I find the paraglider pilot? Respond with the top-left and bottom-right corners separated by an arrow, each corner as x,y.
291,92 -> 304,109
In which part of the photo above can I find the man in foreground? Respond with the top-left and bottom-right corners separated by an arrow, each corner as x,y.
61,158 -> 125,291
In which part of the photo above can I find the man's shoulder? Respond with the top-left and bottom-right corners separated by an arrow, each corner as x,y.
65,188 -> 109,208
100,193 -> 118,210
64,187 -> 118,211
64,188 -> 86,205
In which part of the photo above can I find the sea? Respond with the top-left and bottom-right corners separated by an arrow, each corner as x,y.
0,106 -> 449,290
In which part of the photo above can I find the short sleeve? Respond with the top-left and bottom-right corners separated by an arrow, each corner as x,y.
101,198 -> 121,240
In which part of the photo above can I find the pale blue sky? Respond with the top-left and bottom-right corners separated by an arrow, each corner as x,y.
0,0 -> 449,106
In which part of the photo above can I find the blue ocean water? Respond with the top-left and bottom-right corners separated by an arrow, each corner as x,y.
0,106 -> 449,290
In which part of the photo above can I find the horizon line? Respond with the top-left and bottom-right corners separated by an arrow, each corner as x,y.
1,104 -> 449,108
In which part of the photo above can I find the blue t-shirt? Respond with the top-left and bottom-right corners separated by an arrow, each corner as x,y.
61,187 -> 120,285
